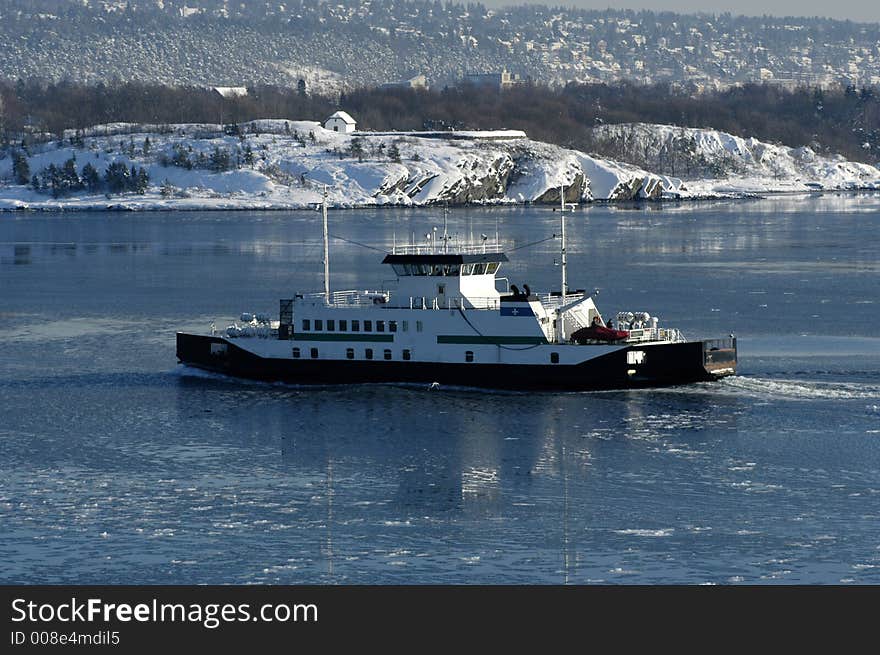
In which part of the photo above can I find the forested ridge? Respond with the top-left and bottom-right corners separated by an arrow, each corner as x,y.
2,80 -> 878,165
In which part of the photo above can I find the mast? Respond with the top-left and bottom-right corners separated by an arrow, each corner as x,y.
560,185 -> 567,299
322,185 -> 330,304
558,185 -> 568,344
443,204 -> 449,254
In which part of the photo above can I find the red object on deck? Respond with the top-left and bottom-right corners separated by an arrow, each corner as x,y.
571,325 -> 630,343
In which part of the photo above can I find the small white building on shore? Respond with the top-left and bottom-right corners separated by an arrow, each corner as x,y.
325,111 -> 357,133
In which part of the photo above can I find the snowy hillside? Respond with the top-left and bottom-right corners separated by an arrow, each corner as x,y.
1,120 -> 877,211
591,123 -> 880,195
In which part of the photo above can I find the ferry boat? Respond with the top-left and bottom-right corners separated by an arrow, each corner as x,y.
176,197 -> 737,391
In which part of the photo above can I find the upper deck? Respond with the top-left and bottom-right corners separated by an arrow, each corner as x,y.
282,243 -> 686,346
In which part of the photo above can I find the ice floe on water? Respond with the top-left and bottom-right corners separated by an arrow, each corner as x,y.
613,528 -> 675,537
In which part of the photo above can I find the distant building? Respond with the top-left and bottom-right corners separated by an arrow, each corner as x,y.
381,74 -> 428,90
464,70 -> 521,91
325,111 -> 357,133
212,86 -> 248,98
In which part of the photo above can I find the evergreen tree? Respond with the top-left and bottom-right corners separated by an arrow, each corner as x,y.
105,161 -> 131,193
349,137 -> 365,161
81,162 -> 101,192
161,178 -> 174,198
135,167 -> 150,194
47,164 -> 61,198
12,151 -> 30,185
143,136 -> 152,155
171,144 -> 192,169
210,146 -> 231,171
388,142 -> 401,162
60,157 -> 82,194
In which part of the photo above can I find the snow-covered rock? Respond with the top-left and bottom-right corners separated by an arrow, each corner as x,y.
591,123 -> 880,195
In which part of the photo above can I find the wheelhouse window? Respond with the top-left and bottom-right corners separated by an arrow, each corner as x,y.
352,320 -> 360,332
301,319 -> 310,331
402,321 -> 409,332
314,319 -> 323,331
461,264 -> 474,275
416,321 -> 423,333
376,321 -> 385,332
364,320 -> 372,332
365,348 -> 373,360
292,347 -> 301,358
339,320 -> 348,332
389,321 -> 398,333
327,319 -> 335,331
346,348 -> 354,359
486,262 -> 500,275
383,349 -> 392,360
310,347 -> 319,359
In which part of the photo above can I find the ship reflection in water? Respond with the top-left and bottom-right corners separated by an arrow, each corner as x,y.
266,380 -> 743,583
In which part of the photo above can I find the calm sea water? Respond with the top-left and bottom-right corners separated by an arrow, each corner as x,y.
1,194 -> 879,584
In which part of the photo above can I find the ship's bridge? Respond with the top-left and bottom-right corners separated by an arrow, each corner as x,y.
382,250 -> 508,310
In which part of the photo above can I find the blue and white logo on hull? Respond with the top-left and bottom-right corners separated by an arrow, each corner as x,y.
501,305 -> 535,317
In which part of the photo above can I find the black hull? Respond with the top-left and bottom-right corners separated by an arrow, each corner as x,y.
176,332 -> 736,391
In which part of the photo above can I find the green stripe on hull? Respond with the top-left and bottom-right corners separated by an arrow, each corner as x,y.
293,333 -> 394,342
437,335 -> 549,345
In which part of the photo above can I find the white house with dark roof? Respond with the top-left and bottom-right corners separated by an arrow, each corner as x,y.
324,110 -> 357,133
212,86 -> 248,98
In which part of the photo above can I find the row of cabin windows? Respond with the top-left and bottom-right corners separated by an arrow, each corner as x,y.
300,319 -> 424,333
390,262 -> 501,277
301,319 -> 404,333
293,347 -> 411,361
292,348 -> 559,364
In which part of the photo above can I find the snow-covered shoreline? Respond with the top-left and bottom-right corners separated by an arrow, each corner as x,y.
1,120 -> 878,212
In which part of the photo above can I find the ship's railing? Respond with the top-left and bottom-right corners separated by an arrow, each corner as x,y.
704,337 -> 736,351
538,292 -> 585,311
623,327 -> 686,343
395,296 -> 501,310
390,242 -> 507,255
563,310 -> 588,336
298,291 -> 504,311
297,290 -> 390,307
